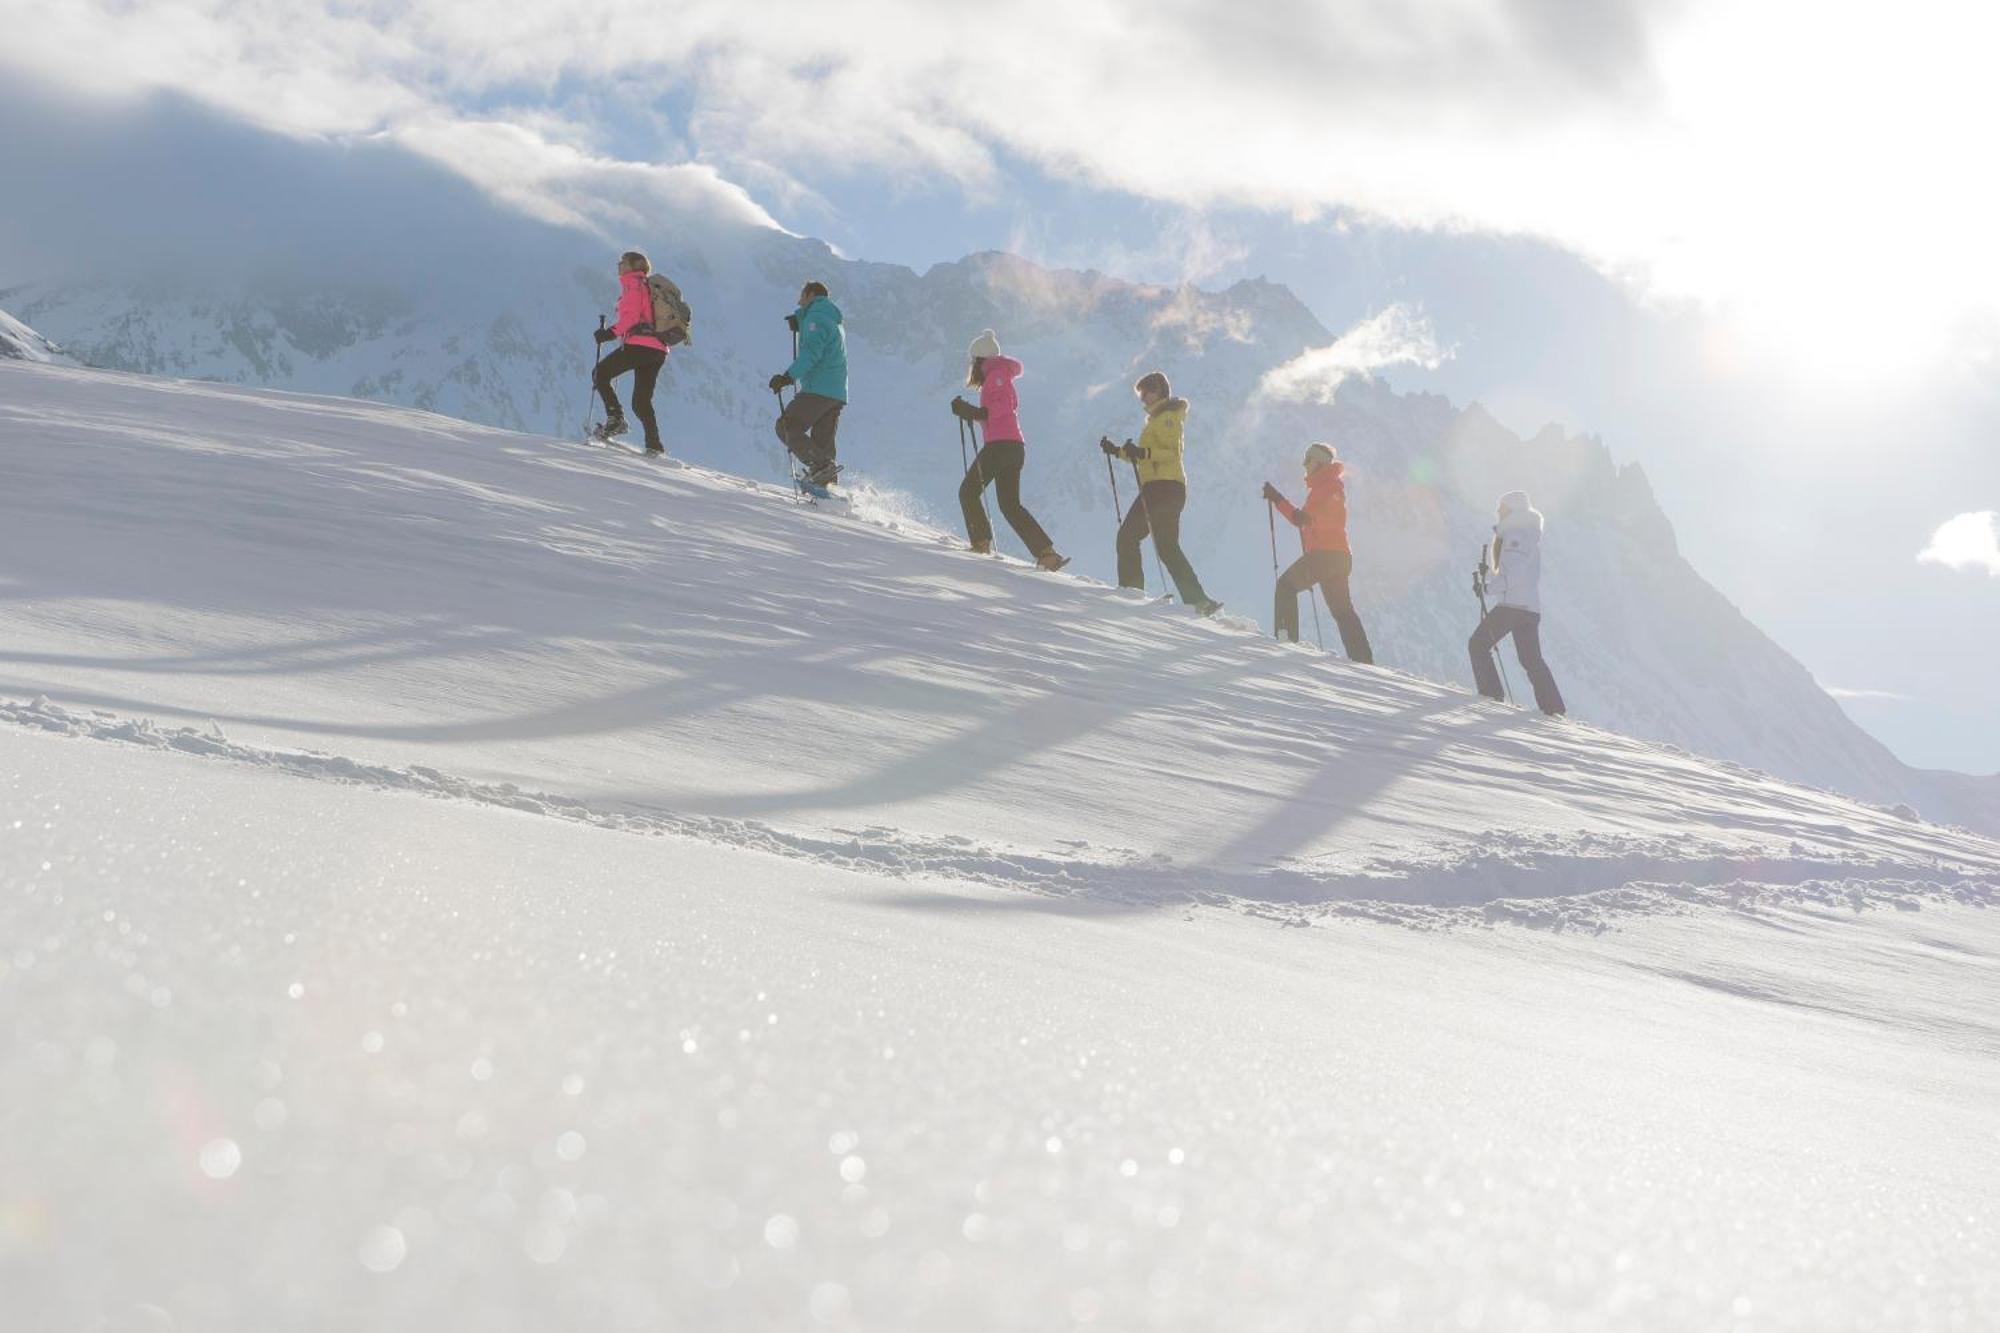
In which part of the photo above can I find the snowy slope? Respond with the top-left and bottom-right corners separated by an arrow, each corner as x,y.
11,233 -> 1988,823
4,360 -> 1999,1330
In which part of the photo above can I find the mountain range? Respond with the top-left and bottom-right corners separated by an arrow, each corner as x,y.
6,215 -> 1992,833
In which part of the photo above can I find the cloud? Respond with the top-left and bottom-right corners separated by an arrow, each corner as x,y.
1918,511 -> 2000,577
1257,305 -> 1449,402
7,0 -> 2000,384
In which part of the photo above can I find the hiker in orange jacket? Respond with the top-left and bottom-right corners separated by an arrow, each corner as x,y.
1261,443 -> 1374,663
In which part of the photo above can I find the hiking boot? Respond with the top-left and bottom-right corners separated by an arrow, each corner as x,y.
969,539 -> 993,555
1035,550 -> 1071,572
807,460 -> 842,487
1195,598 -> 1224,618
590,415 -> 629,442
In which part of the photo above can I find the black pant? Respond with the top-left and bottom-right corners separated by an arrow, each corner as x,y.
775,392 -> 843,472
593,343 -> 666,448
1469,606 -> 1566,715
1275,550 -> 1373,663
959,439 -> 1054,555
1116,480 -> 1211,605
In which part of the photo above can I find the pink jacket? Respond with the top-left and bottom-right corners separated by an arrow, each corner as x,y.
977,355 -> 1024,443
615,270 -> 667,353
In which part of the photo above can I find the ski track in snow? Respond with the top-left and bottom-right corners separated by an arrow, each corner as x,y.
8,695 -> 1992,936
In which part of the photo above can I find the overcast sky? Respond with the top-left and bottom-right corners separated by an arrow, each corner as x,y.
2,0 -> 1994,771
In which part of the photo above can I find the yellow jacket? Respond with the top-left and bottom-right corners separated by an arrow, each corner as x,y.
1135,397 -> 1188,485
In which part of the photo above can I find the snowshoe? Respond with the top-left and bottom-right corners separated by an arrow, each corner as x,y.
1195,598 -> 1225,618
588,415 -> 630,443
1035,551 -> 1071,572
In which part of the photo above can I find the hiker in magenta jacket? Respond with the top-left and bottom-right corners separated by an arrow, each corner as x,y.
591,251 -> 668,453
949,329 -> 1067,570
1261,443 -> 1374,662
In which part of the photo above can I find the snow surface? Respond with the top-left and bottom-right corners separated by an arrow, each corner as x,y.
3,360 -> 1999,1330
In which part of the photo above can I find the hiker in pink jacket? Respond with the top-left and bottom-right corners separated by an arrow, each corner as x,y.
590,251 -> 668,453
948,329 -> 1068,570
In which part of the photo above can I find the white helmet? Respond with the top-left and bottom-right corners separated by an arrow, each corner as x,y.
1302,442 -> 1337,469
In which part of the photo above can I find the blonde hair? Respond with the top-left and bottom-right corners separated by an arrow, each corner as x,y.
619,251 -> 651,274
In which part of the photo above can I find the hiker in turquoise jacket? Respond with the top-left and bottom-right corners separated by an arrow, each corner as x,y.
768,281 -> 848,486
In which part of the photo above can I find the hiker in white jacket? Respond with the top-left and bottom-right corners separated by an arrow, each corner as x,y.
1469,490 -> 1567,715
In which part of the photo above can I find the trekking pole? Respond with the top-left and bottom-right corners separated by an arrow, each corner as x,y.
1266,499 -> 1280,572
957,416 -> 993,531
969,417 -> 992,538
584,315 -> 606,437
1127,446 -> 1167,595
1474,550 -> 1515,704
1301,526 -> 1326,650
1102,439 -> 1122,528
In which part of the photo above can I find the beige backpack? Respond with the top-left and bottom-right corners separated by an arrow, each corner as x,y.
646,273 -> 693,346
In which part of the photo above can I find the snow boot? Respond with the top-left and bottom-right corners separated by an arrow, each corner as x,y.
590,414 -> 629,443
969,539 -> 993,555
1035,550 -> 1071,572
1195,598 -> 1224,618
806,461 -> 843,488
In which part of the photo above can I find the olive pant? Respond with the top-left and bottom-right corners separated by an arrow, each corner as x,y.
1116,480 -> 1211,606
775,392 -> 843,472
959,439 -> 1054,556
1275,550 -> 1373,664
1469,606 -> 1566,715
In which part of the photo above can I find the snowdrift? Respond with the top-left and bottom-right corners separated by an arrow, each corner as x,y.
5,360 -> 1999,1331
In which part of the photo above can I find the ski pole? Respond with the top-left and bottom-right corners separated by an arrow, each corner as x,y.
585,315 -> 606,436
1301,526 -> 1326,650
969,417 -> 992,539
1102,441 -> 1122,525
1266,498 -> 1279,571
1474,552 -> 1514,704
1128,448 -> 1167,595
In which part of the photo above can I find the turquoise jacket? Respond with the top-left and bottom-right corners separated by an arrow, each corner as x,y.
785,296 -> 848,403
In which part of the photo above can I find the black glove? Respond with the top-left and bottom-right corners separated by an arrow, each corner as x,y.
594,326 -> 617,345
1120,442 -> 1146,463
1261,482 -> 1283,505
769,373 -> 794,393
784,314 -> 801,333
1098,436 -> 1118,456
951,397 -> 987,422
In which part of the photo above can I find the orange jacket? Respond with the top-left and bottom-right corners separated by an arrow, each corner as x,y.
1273,463 -> 1351,554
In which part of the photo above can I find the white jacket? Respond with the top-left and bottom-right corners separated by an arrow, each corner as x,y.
1490,495 -> 1544,613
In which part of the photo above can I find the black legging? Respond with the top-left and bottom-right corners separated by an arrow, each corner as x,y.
593,343 -> 666,448
1116,480 -> 1212,606
958,439 -> 1054,556
1275,550 -> 1373,663
1469,606 -> 1566,715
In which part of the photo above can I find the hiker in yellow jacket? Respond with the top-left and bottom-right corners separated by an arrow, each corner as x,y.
1099,370 -> 1222,616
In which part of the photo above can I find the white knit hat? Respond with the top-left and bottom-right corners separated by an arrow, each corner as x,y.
968,329 -> 1001,360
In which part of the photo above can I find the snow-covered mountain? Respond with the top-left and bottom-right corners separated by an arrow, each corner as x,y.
8,232 -> 1992,830
4,359 -> 1999,1331
0,306 -> 73,364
